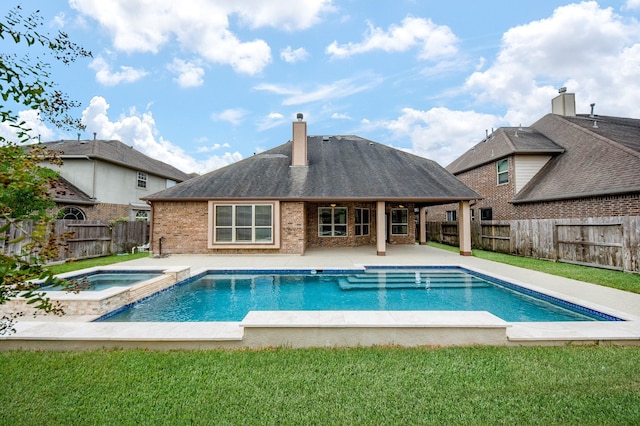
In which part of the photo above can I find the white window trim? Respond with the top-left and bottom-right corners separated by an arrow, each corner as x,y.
208,201 -> 280,249
390,208 -> 409,236
355,207 -> 370,236
318,206 -> 348,237
137,171 -> 148,189
497,159 -> 509,185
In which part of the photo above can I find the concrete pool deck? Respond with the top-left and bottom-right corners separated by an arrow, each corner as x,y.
2,245 -> 640,350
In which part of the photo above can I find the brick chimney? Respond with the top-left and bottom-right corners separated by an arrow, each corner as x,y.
551,87 -> 576,116
291,112 -> 307,166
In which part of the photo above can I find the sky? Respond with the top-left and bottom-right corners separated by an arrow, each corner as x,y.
2,0 -> 640,174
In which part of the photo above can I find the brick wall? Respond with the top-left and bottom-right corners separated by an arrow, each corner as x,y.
151,201 -> 209,254
428,156 -> 640,220
305,202 -> 415,248
150,201 -> 306,255
150,200 -> 417,255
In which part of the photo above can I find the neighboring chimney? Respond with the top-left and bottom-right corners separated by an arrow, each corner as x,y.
551,87 -> 576,116
291,112 -> 307,166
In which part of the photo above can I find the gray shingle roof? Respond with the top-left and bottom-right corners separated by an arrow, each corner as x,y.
40,139 -> 192,182
146,135 -> 480,202
512,113 -> 640,203
446,127 -> 564,174
49,175 -> 95,205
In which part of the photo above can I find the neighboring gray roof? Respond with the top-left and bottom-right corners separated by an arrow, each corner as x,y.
40,139 -> 192,182
146,135 -> 480,203
447,127 -> 564,174
512,113 -> 640,203
49,175 -> 96,205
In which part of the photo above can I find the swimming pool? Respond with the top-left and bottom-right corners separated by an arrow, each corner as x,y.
41,271 -> 164,292
100,266 -> 622,322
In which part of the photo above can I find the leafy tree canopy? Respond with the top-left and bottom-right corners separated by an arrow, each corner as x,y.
0,6 -> 91,333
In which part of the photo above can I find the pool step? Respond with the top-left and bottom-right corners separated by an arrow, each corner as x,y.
337,274 -> 491,290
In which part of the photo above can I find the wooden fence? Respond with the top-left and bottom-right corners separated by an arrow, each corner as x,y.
427,216 -> 640,274
0,220 -> 149,262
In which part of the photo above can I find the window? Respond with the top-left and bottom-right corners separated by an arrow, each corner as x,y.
135,210 -> 149,221
391,208 -> 409,235
355,208 -> 370,236
137,171 -> 148,189
214,204 -> 273,243
318,207 -> 347,237
480,208 -> 493,221
60,206 -> 86,220
497,159 -> 509,184
446,210 -> 457,222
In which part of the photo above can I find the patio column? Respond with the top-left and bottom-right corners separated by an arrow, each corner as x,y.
376,201 -> 386,256
458,200 -> 472,256
419,206 -> 427,245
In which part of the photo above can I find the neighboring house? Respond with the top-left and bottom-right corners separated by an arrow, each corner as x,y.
144,115 -> 480,256
429,90 -> 640,222
427,90 -> 640,272
39,138 -> 193,222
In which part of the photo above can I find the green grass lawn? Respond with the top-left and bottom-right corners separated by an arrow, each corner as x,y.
2,346 -> 639,425
3,243 -> 632,425
45,252 -> 150,275
428,242 -> 640,294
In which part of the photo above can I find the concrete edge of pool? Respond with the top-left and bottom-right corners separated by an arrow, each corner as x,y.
1,311 -> 640,350
1,246 -> 640,350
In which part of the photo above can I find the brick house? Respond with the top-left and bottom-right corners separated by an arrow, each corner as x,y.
428,90 -> 640,222
39,138 -> 193,222
426,90 -> 640,272
145,115 -> 480,256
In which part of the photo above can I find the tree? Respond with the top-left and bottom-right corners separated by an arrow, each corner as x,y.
0,5 -> 91,334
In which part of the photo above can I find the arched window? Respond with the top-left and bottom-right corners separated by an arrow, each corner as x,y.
135,210 -> 149,221
60,206 -> 86,220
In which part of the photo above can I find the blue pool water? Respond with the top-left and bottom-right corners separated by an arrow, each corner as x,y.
42,271 -> 163,292
100,267 -> 621,322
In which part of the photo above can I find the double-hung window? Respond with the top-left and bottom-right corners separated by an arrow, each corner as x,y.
391,208 -> 409,235
318,207 -> 347,237
137,171 -> 148,189
355,208 -> 370,236
214,204 -> 273,243
446,210 -> 457,222
497,159 -> 509,184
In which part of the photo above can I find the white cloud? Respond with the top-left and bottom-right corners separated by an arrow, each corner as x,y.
167,58 -> 205,88
254,75 -> 383,105
372,107 -> 501,167
51,12 -> 66,28
623,0 -> 640,10
465,1 -> 640,123
234,0 -> 335,31
70,0 -> 334,75
0,110 -> 56,144
256,112 -> 287,131
326,16 -> 458,60
211,108 -> 249,126
81,96 -> 242,174
89,56 -> 148,86
280,46 -> 309,63
331,112 -> 352,120
197,143 -> 231,153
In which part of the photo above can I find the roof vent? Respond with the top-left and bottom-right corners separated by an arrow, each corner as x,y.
296,112 -> 303,122
590,103 -> 596,118
593,120 -> 598,129
322,136 -> 330,141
